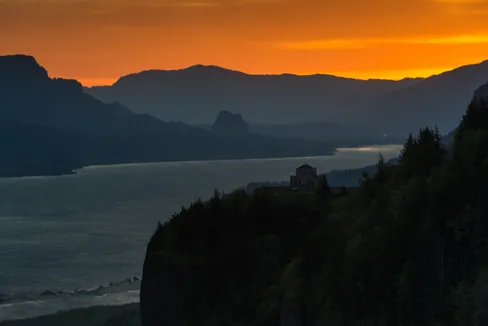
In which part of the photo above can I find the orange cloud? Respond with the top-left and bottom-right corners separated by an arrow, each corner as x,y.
276,34 -> 488,50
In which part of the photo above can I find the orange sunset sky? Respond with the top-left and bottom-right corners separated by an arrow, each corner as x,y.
1,0 -> 488,86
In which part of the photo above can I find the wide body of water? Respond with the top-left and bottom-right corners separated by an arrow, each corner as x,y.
0,145 -> 401,321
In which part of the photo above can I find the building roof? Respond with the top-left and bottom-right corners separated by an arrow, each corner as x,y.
298,163 -> 314,169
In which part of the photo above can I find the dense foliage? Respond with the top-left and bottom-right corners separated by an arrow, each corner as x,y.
142,98 -> 488,326
142,184 -> 332,326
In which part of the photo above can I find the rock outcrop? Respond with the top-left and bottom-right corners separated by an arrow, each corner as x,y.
211,110 -> 249,135
0,54 -> 49,84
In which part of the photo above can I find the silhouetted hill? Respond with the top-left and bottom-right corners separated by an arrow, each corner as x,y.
86,60 -> 488,138
0,55 -> 336,177
0,120 -> 82,177
85,65 -> 420,125
212,111 -> 249,134
362,60 -> 488,135
0,54 -> 49,82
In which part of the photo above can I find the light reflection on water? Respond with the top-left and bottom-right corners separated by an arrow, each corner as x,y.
336,144 -> 403,152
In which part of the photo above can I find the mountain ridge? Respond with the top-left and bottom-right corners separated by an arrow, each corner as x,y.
0,54 -> 337,177
85,59 -> 488,134
100,64 -> 425,87
85,65 -> 422,126
362,59 -> 488,135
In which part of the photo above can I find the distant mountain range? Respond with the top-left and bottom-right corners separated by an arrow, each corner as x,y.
245,78 -> 488,190
85,60 -> 488,137
197,120 -> 406,147
362,61 -> 488,135
0,55 -> 336,177
318,80 -> 488,187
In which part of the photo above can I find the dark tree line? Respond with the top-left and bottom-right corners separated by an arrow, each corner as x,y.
142,98 -> 488,326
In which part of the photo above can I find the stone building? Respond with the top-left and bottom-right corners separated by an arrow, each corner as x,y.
289,163 -> 319,192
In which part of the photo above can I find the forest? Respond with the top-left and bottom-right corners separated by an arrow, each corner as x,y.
141,97 -> 488,326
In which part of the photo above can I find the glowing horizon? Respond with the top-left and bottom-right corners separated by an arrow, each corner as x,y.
2,0 -> 488,85
64,63 -> 476,87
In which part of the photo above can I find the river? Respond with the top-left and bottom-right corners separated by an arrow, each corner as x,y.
0,145 -> 401,321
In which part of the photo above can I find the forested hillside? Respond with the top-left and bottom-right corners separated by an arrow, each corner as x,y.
141,93 -> 488,326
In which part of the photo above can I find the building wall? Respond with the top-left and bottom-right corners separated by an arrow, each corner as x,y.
291,166 -> 319,191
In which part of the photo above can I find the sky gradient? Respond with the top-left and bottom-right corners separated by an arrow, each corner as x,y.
1,0 -> 488,86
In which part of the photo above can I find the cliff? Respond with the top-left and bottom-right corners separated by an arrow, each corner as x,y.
140,82 -> 488,326
140,190 -> 329,326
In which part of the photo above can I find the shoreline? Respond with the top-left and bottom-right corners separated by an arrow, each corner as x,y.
0,150 -> 339,180
0,277 -> 141,323
0,303 -> 140,326
0,143 -> 404,179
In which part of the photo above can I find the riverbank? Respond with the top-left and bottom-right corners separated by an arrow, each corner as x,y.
0,150 -> 340,179
1,144 -> 405,179
0,304 -> 140,326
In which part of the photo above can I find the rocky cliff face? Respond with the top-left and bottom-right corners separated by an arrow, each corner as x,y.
140,230 -> 186,326
139,186 -> 331,326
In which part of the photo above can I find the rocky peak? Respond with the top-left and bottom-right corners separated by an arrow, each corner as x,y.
0,55 -> 49,84
212,110 -> 249,134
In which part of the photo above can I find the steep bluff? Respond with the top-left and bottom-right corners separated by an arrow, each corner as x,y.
140,81 -> 488,326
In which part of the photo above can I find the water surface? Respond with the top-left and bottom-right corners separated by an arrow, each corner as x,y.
0,145 -> 401,320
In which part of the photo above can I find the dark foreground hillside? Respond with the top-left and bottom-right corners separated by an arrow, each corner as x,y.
141,183 -> 335,326
141,91 -> 488,326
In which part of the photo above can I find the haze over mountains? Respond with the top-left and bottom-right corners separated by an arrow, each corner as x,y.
3,53 -> 488,178
86,65 -> 419,126
86,60 -> 488,137
0,55 -> 335,177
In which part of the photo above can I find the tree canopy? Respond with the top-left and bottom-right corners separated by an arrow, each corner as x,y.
142,98 -> 488,326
